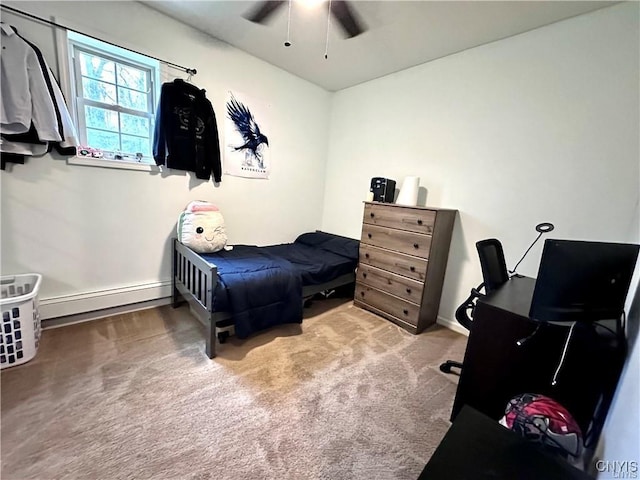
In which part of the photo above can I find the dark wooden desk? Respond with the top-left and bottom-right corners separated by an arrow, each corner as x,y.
451,276 -> 625,439
418,405 -> 594,480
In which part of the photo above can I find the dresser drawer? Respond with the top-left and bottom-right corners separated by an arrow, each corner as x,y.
364,203 -> 435,235
355,282 -> 420,326
361,224 -> 431,259
359,244 -> 428,282
357,264 -> 423,304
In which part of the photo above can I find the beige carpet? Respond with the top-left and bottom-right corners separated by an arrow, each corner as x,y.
1,298 -> 467,480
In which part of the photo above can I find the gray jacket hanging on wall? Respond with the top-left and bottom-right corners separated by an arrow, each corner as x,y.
153,78 -> 222,182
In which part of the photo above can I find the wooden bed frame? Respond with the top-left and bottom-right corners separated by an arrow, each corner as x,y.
172,238 -> 355,358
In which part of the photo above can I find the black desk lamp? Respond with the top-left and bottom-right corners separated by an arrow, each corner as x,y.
512,223 -> 555,348
510,222 -> 555,277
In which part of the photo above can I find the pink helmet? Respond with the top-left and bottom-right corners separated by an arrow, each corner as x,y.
500,393 -> 583,459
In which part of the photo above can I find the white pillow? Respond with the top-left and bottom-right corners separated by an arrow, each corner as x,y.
177,201 -> 227,253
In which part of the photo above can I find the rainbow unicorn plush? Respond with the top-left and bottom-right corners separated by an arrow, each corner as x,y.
177,201 -> 227,253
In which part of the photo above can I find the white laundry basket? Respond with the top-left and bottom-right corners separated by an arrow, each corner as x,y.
1,274 -> 42,369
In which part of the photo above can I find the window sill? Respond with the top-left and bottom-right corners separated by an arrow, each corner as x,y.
68,156 -> 160,172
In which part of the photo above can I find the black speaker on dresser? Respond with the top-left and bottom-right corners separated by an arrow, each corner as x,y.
370,177 -> 396,203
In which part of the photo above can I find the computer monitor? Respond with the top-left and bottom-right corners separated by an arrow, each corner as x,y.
529,239 -> 639,323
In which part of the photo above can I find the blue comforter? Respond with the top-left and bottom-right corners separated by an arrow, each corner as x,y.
203,246 -> 303,339
199,231 -> 359,339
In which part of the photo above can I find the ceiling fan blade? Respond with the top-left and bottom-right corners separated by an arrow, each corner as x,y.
245,1 -> 286,24
330,1 -> 366,38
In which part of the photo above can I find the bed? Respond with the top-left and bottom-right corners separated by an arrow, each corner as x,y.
172,231 -> 359,358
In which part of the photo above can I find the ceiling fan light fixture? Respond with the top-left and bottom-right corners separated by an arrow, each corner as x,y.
297,0 -> 325,9
245,0 -> 367,40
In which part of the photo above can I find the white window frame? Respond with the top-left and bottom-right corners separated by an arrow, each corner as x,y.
58,27 -> 162,172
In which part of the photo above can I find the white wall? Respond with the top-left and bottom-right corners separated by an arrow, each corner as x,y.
594,275 -> 640,478
321,2 -> 640,323
0,1 -> 331,316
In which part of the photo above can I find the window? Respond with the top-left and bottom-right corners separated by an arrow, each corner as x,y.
67,31 -> 160,168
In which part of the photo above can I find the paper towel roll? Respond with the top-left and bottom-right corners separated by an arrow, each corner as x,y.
396,176 -> 420,206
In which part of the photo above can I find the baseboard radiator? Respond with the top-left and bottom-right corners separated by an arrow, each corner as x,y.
40,281 -> 172,328
38,280 -> 467,335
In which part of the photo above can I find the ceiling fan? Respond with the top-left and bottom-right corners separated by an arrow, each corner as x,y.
244,0 -> 367,39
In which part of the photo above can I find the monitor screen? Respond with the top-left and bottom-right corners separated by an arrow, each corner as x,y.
529,239 -> 639,323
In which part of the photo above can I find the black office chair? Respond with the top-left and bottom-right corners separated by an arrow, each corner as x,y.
440,239 -> 509,374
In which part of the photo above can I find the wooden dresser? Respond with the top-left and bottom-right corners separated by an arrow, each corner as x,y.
354,202 -> 457,334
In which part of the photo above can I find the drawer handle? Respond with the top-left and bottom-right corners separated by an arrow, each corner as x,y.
362,273 -> 367,278
403,309 -> 409,315
406,288 -> 412,294
368,233 -> 372,239
365,253 -> 370,259
417,219 -> 423,225
410,266 -> 416,272
360,291 -> 365,297
370,212 -> 375,218
413,243 -> 419,249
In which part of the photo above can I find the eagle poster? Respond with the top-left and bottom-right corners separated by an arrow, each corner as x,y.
223,91 -> 271,179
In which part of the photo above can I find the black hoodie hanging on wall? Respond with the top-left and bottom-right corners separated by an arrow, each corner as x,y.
153,78 -> 221,182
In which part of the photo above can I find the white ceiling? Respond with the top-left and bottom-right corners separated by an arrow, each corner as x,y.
142,0 -> 617,91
